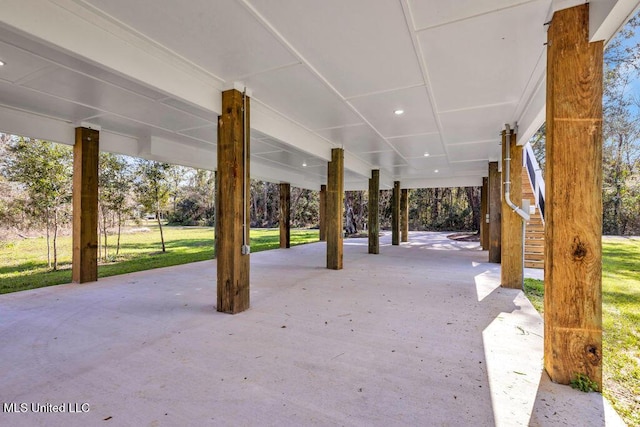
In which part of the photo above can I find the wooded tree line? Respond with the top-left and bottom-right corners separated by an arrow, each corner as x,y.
0,135 -> 481,271
341,188 -> 480,233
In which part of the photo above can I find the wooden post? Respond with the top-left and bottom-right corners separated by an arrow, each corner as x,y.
216,89 -> 250,314
279,183 -> 291,248
544,3 -> 603,387
72,127 -> 99,283
481,177 -> 489,250
401,189 -> 409,243
392,181 -> 400,246
319,184 -> 326,241
488,162 -> 501,263
326,148 -> 344,270
501,129 -> 524,289
368,169 -> 379,254
214,123 -> 220,259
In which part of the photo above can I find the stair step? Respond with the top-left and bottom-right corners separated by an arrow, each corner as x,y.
525,250 -> 544,255
524,253 -> 545,261
524,244 -> 544,249
525,261 -> 544,269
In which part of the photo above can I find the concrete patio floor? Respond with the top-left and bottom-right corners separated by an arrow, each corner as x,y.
0,232 -> 625,426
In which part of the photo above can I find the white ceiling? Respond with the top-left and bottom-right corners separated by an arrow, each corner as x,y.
0,0 -> 637,190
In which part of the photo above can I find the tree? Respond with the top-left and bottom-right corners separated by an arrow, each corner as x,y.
602,13 -> 640,234
134,159 -> 171,252
99,152 -> 132,259
167,168 -> 216,226
166,165 -> 189,213
2,138 -> 72,269
290,187 -> 319,228
249,180 -> 278,227
344,191 -> 366,235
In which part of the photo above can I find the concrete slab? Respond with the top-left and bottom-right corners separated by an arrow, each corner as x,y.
0,232 -> 625,426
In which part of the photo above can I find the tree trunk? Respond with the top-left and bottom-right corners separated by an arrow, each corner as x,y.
613,133 -> 624,235
157,203 -> 166,252
263,185 -> 269,226
52,207 -> 58,271
116,211 -> 122,256
103,210 -> 108,261
45,207 -> 51,270
251,186 -> 258,225
466,187 -> 480,232
432,188 -> 440,225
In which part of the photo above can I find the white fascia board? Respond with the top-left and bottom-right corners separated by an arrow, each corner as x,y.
590,0 -> 640,42
0,105 -> 157,161
250,100 -> 333,162
344,182 -> 367,191
343,151 -> 374,179
0,105 -> 74,145
250,160 -> 316,190
513,44 -> 547,146
400,176 -> 483,189
516,74 -> 546,147
139,136 -> 216,170
251,100 -> 374,179
100,131 -> 139,157
0,0 -> 223,113
379,171 -> 395,190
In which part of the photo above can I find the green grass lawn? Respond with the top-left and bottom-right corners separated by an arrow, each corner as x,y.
525,237 -> 640,426
0,225 -> 319,294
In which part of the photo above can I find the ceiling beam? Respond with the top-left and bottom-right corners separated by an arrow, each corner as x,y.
0,0 -> 224,113
590,0 -> 640,42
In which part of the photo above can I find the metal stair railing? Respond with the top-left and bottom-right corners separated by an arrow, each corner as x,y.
523,142 -> 545,222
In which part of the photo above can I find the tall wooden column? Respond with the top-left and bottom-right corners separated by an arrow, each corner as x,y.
72,127 -> 99,283
279,183 -> 291,248
480,177 -> 489,250
214,123 -> 220,259
319,184 -> 326,241
217,89 -> 250,314
401,189 -> 409,242
368,169 -> 379,254
326,148 -> 344,270
501,129 -> 524,289
544,4 -> 603,387
488,162 -> 501,263
392,181 -> 400,245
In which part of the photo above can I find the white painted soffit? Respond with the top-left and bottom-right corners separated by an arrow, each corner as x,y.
0,0 -> 363,189
0,0 -> 224,112
2,0 -> 639,191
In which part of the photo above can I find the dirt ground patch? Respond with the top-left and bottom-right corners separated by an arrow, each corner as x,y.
447,232 -> 480,242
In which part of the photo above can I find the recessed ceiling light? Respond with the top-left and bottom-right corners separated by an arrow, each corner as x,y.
302,161 -> 307,167
423,152 -> 430,157
434,169 -> 439,173
394,109 -> 404,115
0,60 -> 5,67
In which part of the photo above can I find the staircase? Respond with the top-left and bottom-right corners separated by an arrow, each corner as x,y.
522,143 -> 545,269
522,168 -> 544,268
